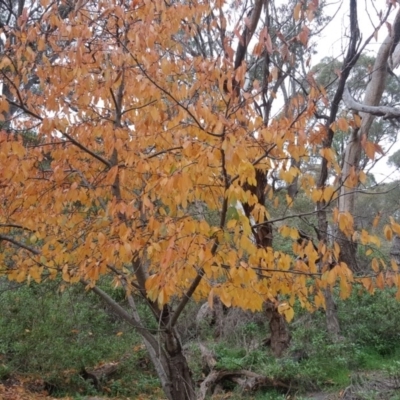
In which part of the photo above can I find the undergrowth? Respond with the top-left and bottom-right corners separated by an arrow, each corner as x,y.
0,279 -> 400,399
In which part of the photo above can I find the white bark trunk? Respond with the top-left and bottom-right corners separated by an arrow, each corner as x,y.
338,9 -> 400,271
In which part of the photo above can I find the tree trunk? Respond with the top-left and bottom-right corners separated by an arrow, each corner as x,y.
323,288 -> 340,338
316,0 -> 361,337
390,235 -> 400,268
265,302 -> 291,357
86,283 -> 196,400
241,169 -> 291,357
163,330 -> 196,400
338,9 -> 400,271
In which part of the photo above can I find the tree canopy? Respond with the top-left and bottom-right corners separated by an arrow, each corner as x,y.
1,0 -> 400,398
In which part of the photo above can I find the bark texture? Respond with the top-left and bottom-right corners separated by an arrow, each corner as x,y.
265,302 -> 291,357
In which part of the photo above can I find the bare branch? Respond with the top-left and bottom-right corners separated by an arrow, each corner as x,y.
0,234 -> 40,255
343,86 -> 400,119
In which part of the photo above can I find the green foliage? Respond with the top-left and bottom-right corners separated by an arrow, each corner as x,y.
0,279 -> 148,396
338,287 -> 400,355
388,150 -> 400,169
2,280 -> 400,399
215,344 -> 247,370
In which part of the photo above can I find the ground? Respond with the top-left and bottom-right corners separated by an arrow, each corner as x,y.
1,371 -> 399,400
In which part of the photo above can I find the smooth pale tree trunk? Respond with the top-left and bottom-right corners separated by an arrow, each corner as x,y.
323,288 -> 340,338
338,9 -> 400,273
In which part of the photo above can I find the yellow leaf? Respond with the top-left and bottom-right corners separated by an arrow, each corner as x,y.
323,186 -> 335,203
359,170 -> 367,184
311,189 -> 322,202
0,98 -> 9,113
283,306 -> 294,322
353,114 -> 362,127
219,289 -> 232,307
327,268 -> 337,285
337,117 -> 348,131
29,266 -> 42,283
372,213 -> 380,228
371,258 -> 379,272
376,272 -> 384,290
289,228 -> 299,240
397,286 -> 400,301
98,232 -> 106,245
227,219 -> 237,229
11,141 -> 26,159
333,242 -> 340,260
319,148 -> 335,165
363,141 -> 376,160
293,3 -> 302,21
0,57 -> 12,69
278,302 -> 294,322
390,217 -> 400,235
360,277 -> 373,293
384,225 -> 393,241
339,278 -> 351,299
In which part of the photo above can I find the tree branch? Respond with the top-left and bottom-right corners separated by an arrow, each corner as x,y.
60,130 -> 112,168
81,280 -> 165,358
0,234 -> 40,255
343,86 -> 400,119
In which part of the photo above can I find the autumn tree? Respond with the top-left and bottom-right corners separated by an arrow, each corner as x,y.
1,0 -> 400,398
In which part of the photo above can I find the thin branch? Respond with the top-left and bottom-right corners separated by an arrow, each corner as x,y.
0,234 -> 40,255
0,223 -> 33,231
80,279 -> 164,357
146,146 -> 183,159
253,267 -> 321,277
60,130 -> 112,168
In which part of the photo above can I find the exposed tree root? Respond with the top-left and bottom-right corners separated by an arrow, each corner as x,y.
198,369 -> 293,400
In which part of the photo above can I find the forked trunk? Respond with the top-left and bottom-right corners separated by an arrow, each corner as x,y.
87,283 -> 195,400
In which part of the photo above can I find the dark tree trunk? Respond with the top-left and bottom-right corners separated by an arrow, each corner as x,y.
242,169 -> 291,357
87,283 -> 195,400
163,330 -> 196,400
265,302 -> 291,357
